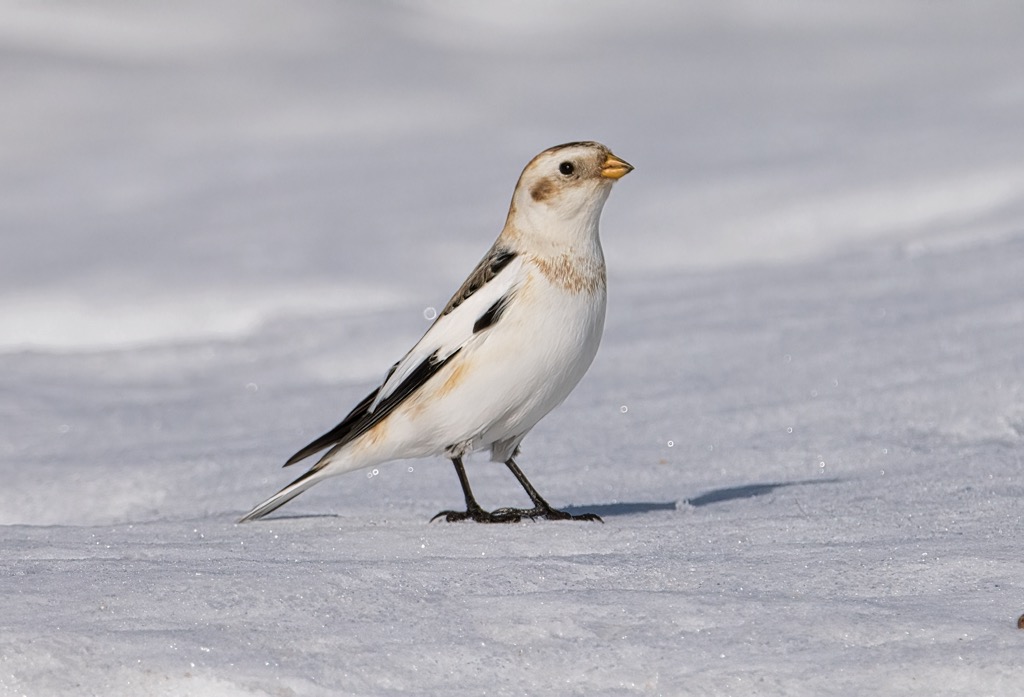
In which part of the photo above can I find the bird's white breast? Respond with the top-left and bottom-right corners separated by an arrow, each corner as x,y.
365,254 -> 607,463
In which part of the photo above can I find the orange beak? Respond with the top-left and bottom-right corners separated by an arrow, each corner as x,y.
600,153 -> 634,179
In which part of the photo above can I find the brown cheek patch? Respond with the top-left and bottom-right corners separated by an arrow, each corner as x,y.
530,178 -> 556,202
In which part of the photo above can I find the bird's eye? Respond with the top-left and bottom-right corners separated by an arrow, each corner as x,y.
559,161 -> 575,176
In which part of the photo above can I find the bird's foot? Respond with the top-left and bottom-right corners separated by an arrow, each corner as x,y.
430,504 -> 522,524
491,505 -> 604,523
431,504 -> 603,524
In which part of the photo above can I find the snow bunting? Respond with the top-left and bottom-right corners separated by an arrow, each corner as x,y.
240,141 -> 633,523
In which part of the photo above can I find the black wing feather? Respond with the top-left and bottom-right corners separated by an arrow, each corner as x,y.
283,387 -> 380,466
472,293 -> 512,334
440,247 -> 517,316
283,247 -> 518,469
283,348 -> 462,467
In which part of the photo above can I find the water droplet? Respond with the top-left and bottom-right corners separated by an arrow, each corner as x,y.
245,382 -> 258,392
423,306 -> 437,320
882,448 -> 888,454
407,466 -> 414,473
819,461 -> 826,469
786,427 -> 793,434
620,405 -> 628,413
372,468 -> 379,476
57,424 -> 70,434
667,440 -> 674,447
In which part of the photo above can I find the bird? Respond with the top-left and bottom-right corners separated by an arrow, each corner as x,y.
240,141 -> 633,524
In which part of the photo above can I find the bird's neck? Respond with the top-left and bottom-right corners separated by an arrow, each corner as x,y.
500,195 -> 608,262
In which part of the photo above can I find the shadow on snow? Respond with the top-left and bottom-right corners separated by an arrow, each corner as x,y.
686,478 -> 840,508
563,478 -> 840,518
562,501 -> 679,518
244,479 -> 840,521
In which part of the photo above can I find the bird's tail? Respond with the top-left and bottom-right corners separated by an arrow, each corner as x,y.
238,467 -> 328,523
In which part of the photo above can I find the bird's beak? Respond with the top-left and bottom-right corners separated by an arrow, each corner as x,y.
600,153 -> 634,180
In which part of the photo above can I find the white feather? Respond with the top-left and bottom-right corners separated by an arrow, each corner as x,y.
368,255 -> 526,412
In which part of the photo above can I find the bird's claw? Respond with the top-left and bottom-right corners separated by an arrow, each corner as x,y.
430,506 -> 521,524
506,506 -> 604,523
431,505 -> 602,524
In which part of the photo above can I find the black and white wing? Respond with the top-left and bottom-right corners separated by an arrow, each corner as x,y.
283,246 -> 522,468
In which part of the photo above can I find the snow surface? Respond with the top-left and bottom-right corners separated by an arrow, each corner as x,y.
3,2 -> 1024,695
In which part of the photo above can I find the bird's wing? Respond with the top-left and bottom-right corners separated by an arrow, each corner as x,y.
283,246 -> 522,468
370,246 -> 520,411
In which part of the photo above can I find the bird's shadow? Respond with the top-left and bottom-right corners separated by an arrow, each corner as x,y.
686,477 -> 839,507
243,478 -> 841,522
562,501 -> 679,518
564,477 -> 840,518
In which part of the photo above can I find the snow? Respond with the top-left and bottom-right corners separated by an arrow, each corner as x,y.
3,2 -> 1024,695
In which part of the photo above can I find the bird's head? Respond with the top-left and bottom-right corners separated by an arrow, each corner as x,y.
504,141 -> 632,250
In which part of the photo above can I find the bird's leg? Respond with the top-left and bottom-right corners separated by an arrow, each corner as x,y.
491,457 -> 603,522
431,457 -> 521,523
